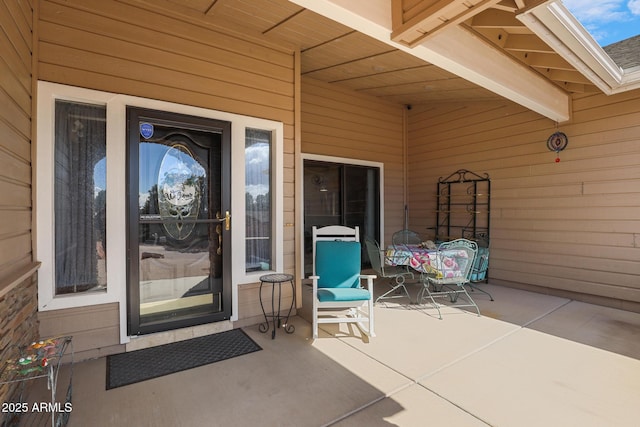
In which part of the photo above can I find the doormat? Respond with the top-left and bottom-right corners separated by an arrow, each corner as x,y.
106,329 -> 261,389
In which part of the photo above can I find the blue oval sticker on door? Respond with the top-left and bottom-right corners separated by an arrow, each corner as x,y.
140,122 -> 154,139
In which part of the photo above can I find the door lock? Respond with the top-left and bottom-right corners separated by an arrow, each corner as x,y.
216,211 -> 231,231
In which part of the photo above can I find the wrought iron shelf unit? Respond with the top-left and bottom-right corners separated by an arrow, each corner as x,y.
434,170 -> 491,288
434,169 -> 490,244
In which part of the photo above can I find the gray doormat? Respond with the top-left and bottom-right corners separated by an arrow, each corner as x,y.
106,329 -> 261,389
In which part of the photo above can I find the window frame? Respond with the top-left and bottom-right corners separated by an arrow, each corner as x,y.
37,82 -> 283,338
37,83 -> 119,312
244,128 -> 274,273
298,153 -> 384,277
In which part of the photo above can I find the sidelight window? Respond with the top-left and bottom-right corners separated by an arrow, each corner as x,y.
54,100 -> 107,295
245,128 -> 272,272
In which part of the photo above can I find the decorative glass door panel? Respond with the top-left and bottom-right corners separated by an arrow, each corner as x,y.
128,108 -> 231,335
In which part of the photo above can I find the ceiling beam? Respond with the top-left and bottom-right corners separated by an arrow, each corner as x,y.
289,0 -> 571,122
545,69 -> 594,85
493,0 -> 518,12
471,9 -> 525,29
391,0 -> 502,47
503,34 -> 554,53
523,52 -> 574,70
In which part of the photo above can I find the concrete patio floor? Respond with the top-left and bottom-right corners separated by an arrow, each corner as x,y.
36,284 -> 640,426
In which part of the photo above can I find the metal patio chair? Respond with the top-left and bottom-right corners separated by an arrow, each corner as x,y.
417,238 -> 480,319
364,236 -> 413,304
391,229 -> 422,247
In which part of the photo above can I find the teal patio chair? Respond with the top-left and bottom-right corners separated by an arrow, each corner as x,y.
311,225 -> 359,275
310,240 -> 376,339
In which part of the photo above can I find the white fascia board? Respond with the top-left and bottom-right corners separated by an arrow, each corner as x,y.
289,0 -> 571,122
518,1 -> 640,94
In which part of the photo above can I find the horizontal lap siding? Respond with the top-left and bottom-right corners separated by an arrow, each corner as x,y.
39,0 -> 294,123
301,77 -> 406,243
0,0 -> 37,408
408,92 -> 640,305
38,303 -> 123,359
0,0 -> 33,280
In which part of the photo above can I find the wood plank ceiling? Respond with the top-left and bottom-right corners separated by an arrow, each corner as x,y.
145,0 -> 600,106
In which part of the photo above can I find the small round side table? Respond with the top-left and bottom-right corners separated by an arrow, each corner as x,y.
258,273 -> 296,339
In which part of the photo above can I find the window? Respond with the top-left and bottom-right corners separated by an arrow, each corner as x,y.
54,100 -> 107,294
245,129 -> 272,272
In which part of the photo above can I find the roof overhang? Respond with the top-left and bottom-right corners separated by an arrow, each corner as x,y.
289,0 -> 571,122
518,1 -> 640,95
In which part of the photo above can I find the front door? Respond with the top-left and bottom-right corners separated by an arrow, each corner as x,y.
127,107 -> 231,335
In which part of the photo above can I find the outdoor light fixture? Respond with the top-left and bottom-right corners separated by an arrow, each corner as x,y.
313,174 -> 328,192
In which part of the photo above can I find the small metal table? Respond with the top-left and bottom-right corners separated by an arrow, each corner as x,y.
258,273 -> 295,339
0,336 -> 73,427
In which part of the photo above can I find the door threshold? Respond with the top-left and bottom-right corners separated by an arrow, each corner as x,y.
126,320 -> 233,351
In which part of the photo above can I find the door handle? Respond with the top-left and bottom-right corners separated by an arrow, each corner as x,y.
215,210 -> 232,230
214,211 -> 230,255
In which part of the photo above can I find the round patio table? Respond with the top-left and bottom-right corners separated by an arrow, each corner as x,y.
258,273 -> 296,339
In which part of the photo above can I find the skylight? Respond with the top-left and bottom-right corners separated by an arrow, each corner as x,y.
563,0 -> 640,47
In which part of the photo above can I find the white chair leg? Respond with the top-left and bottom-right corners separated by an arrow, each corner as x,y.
368,299 -> 376,337
311,276 -> 319,339
312,311 -> 318,339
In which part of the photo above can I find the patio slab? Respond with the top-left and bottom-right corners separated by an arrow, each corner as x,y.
325,304 -> 518,381
333,383 -> 490,427
526,300 -> 640,359
24,284 -> 639,427
65,318 -> 411,427
420,327 -> 640,427
465,284 -> 571,326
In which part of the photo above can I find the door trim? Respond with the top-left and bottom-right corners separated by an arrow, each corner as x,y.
298,153 -> 385,277
126,107 -> 232,335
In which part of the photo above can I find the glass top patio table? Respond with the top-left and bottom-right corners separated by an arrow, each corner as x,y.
385,244 -> 467,278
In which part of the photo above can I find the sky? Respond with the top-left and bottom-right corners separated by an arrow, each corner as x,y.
563,0 -> 640,46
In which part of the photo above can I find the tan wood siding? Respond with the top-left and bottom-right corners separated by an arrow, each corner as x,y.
235,282 -> 295,329
38,303 -> 123,360
35,0 -> 296,346
0,0 -> 33,283
39,0 -> 294,123
0,0 -> 38,406
408,91 -> 640,306
301,77 -> 407,242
